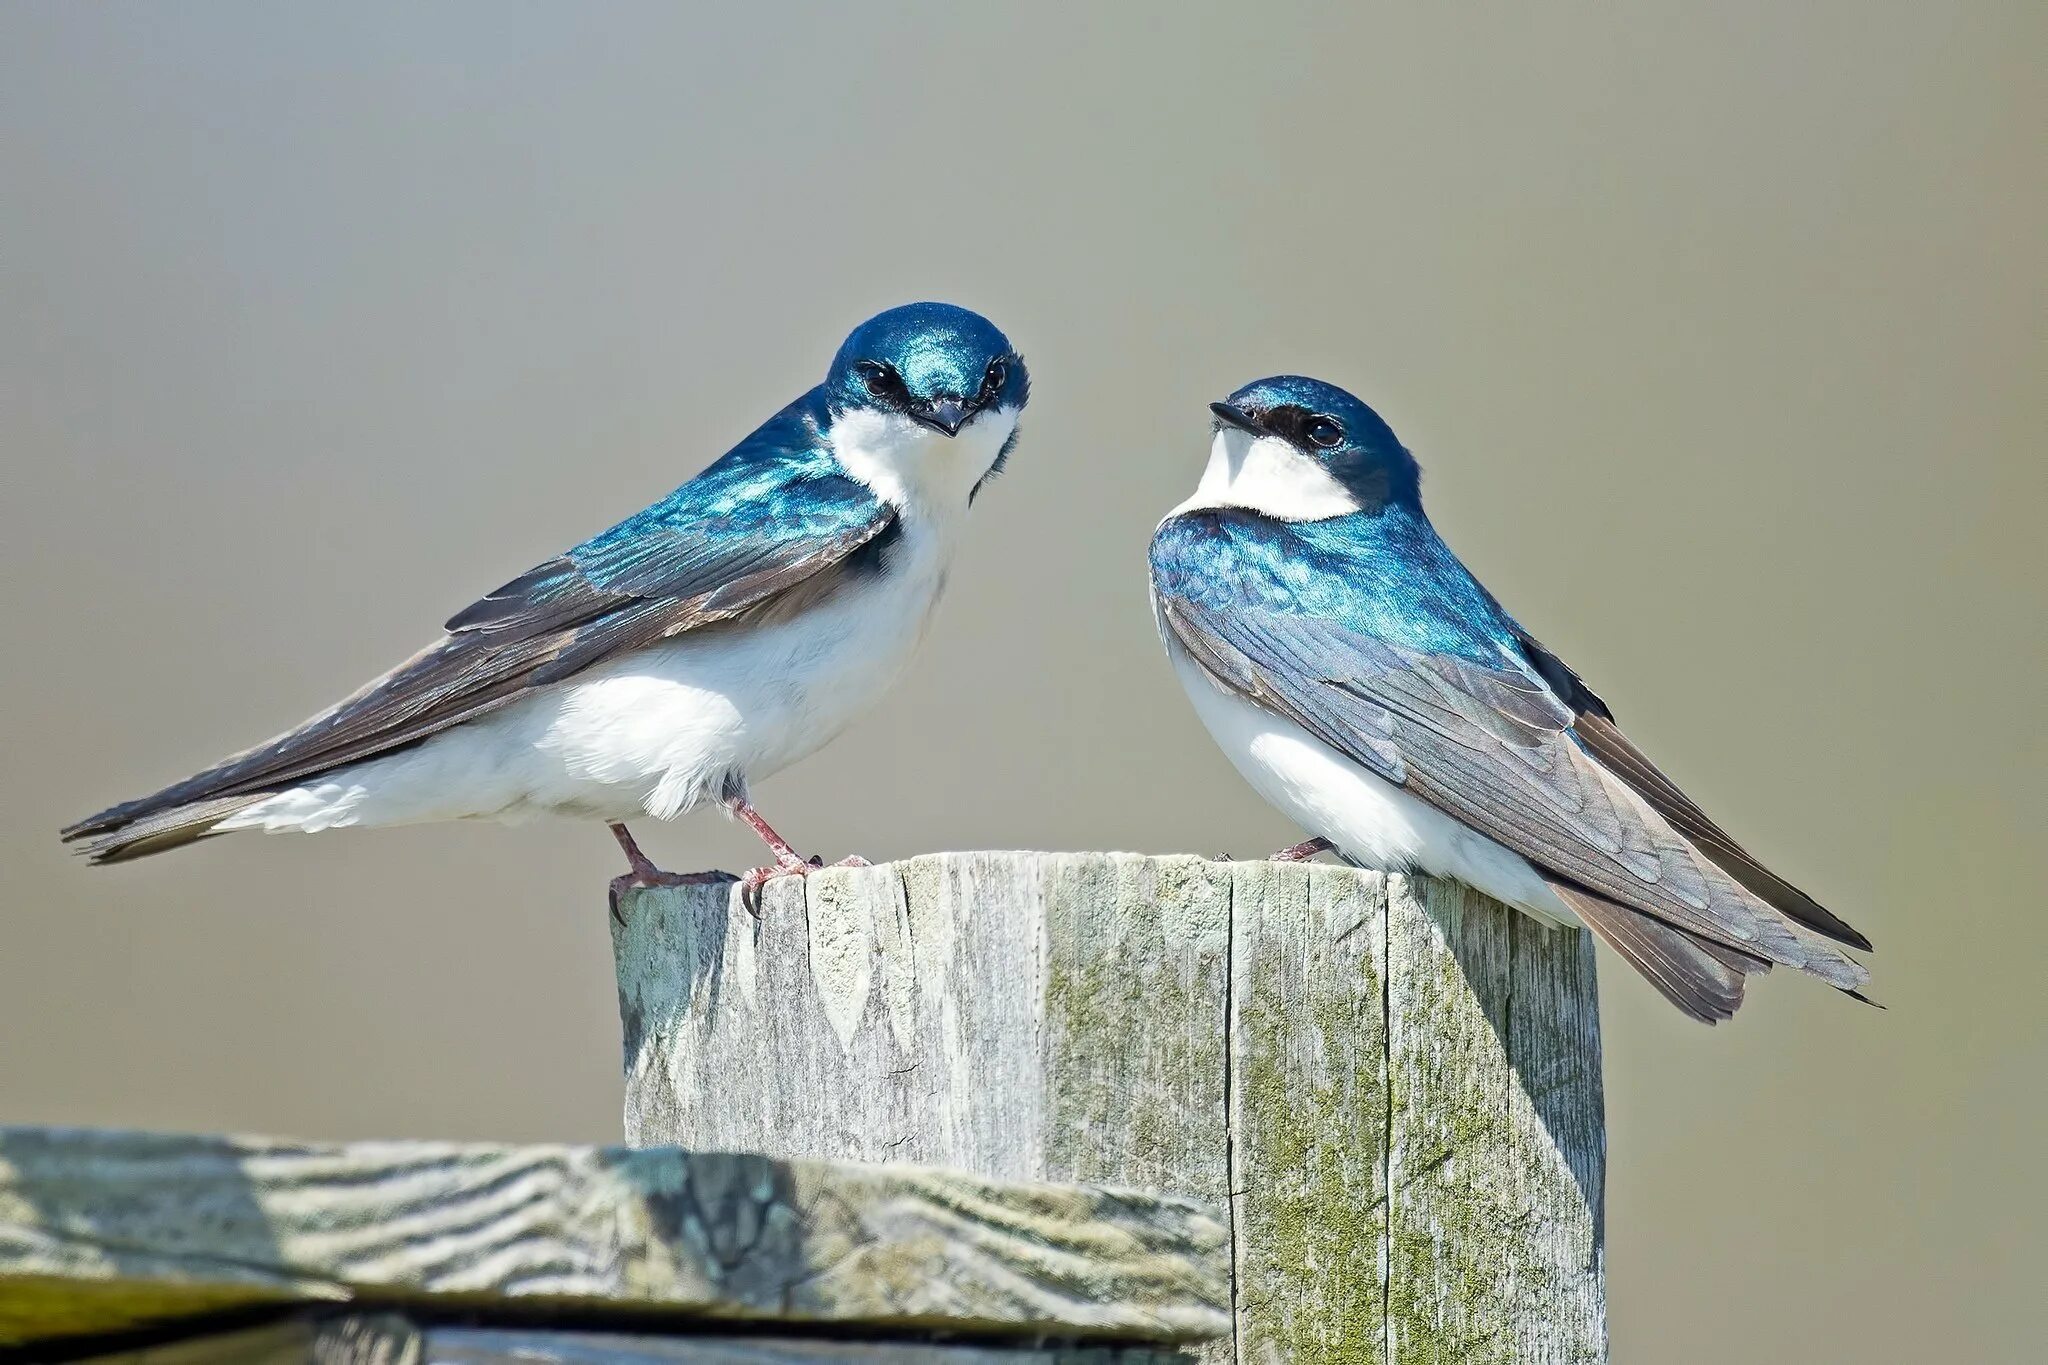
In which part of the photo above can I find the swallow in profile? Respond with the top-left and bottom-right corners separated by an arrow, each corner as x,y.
1149,375 -> 1872,1021
66,302 -> 1030,906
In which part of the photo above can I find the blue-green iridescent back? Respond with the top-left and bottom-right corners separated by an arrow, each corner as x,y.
1150,505 -> 1525,667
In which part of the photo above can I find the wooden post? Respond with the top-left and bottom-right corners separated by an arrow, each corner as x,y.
614,853 -> 1606,1365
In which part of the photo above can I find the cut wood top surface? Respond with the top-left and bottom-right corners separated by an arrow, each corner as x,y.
0,1126 -> 1229,1351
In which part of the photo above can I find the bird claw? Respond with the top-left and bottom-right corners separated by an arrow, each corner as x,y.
736,853 -> 874,916
1268,837 -> 1334,864
1208,842 -> 1331,865
737,852 -> 809,916
606,823 -> 736,925
609,867 -> 734,926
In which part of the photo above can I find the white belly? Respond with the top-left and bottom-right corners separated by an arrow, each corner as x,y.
222,401 -> 1024,839
1166,635 -> 1579,927
225,539 -> 948,832
219,402 -> 1015,838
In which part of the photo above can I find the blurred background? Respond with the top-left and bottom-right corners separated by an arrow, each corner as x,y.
4,4 -> 2042,1360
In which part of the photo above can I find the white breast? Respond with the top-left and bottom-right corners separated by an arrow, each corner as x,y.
223,406 -> 1018,835
530,535 -> 955,820
1161,625 -> 1579,927
1166,429 -> 1363,522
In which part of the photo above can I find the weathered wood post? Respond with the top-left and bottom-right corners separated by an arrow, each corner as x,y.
613,852 -> 1606,1364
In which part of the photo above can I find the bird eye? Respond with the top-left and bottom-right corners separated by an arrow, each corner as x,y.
860,364 -> 900,398
982,358 -> 1007,397
1304,416 -> 1344,448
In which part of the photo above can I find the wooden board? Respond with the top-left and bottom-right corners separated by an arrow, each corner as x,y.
617,853 -> 1233,1196
43,1314 -> 419,1365
614,854 -> 1606,1364
0,1127 -> 1228,1352
1224,860 -> 1390,1362
425,1324 -> 1194,1363
1384,878 -> 1606,1363
49,1314 -> 1195,1364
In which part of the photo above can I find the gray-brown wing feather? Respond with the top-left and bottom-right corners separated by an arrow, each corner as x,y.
1510,627 -> 1871,951
63,512 -> 896,846
1157,594 -> 1867,991
1546,880 -> 1772,1022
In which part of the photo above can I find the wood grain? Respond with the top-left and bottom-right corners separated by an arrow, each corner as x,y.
614,854 -> 1605,1363
1386,878 -> 1606,1363
424,1323 -> 1193,1363
1225,860 -> 1390,1364
28,1313 -> 422,1365
616,851 -> 1232,1198
46,1314 -> 1202,1364
0,1126 -> 1228,1352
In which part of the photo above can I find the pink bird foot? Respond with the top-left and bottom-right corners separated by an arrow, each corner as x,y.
728,799 -> 871,915
735,851 -> 874,916
1207,837 -> 1334,864
607,823 -> 731,924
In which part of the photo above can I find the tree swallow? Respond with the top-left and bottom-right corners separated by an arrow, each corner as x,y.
65,302 -> 1030,907
1149,376 -> 1873,1021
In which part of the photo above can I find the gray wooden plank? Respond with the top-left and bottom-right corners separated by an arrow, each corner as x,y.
53,1317 -> 1193,1365
58,1312 -> 421,1365
1502,913 -> 1606,1359
617,854 -> 1051,1178
56,1320 -> 324,1365
616,852 -> 1234,1201
0,1127 -> 1229,1350
1386,877 -> 1605,1364
314,1314 -> 424,1365
424,1324 -> 1193,1363
1227,861 -> 1390,1365
1039,853 -> 1232,1203
897,851 -> 1058,1179
1036,855 -> 1234,1365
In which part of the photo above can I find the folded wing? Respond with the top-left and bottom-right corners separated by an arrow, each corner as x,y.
64,403 -> 896,860
1153,542 -> 1869,1018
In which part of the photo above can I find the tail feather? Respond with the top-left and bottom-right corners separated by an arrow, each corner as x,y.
62,794 -> 271,865
1548,880 -> 1771,1024
1570,712 -> 1874,952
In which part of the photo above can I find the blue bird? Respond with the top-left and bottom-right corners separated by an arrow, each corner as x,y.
1149,376 -> 1872,1021
66,302 -> 1030,905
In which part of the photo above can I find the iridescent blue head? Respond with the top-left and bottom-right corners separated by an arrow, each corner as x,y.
825,302 -> 1029,437
1205,376 -> 1420,515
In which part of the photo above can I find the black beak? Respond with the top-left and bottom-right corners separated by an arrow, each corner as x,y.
1209,401 -> 1265,435
911,396 -> 971,437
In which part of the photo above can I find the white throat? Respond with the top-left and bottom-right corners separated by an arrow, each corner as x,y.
829,406 -> 1018,519
1166,429 -> 1362,522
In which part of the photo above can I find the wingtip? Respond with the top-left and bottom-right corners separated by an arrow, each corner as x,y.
59,811 -> 109,843
60,806 -> 143,851
61,825 -> 132,865
58,793 -> 265,866
59,821 -> 115,849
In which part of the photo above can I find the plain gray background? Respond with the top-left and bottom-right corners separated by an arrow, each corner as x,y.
4,5 -> 2042,1360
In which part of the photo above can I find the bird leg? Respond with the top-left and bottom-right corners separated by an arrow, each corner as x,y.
607,823 -> 729,924
728,799 -> 871,915
1268,836 -> 1334,863
729,800 -> 811,868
